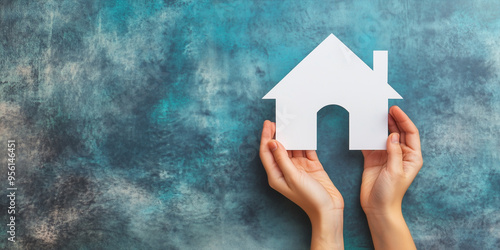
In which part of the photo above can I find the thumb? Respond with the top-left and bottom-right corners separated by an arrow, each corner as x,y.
267,140 -> 298,178
387,133 -> 403,174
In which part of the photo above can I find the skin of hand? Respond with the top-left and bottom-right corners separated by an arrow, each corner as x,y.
360,105 -> 423,250
259,120 -> 344,250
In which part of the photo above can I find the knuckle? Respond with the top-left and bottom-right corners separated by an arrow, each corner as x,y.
284,174 -> 296,187
287,172 -> 302,187
268,178 -> 277,190
274,153 -> 285,165
414,126 -> 420,134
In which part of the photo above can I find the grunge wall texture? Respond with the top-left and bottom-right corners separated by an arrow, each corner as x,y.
0,0 -> 499,249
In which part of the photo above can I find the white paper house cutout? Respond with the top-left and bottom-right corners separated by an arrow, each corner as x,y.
263,33 -> 402,150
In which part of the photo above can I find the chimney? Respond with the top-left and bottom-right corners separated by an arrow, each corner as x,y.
373,51 -> 388,83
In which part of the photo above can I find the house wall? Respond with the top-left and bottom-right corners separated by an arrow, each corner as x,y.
0,1 -> 498,249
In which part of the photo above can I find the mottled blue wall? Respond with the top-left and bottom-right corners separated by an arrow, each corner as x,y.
0,0 -> 499,249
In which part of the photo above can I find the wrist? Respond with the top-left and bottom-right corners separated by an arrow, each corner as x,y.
365,208 -> 405,231
310,209 -> 344,250
363,205 -> 403,220
364,208 -> 416,250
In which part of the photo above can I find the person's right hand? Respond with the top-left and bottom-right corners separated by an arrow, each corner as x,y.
360,105 -> 423,249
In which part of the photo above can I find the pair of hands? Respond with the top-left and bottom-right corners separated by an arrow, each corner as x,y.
259,106 -> 423,250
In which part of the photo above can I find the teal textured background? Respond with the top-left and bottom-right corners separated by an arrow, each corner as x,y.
0,0 -> 499,249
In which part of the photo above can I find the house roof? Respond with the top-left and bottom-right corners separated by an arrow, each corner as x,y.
263,33 -> 402,100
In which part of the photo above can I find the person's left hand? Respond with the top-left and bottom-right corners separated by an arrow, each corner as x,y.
259,120 -> 344,249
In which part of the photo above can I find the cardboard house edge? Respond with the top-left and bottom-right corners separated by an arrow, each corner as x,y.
263,33 -> 403,100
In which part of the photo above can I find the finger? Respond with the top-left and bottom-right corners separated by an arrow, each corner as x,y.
268,140 -> 299,178
260,120 -> 274,147
386,133 -> 403,174
292,150 -> 305,158
305,150 -> 319,161
269,121 -> 290,158
259,121 -> 284,181
260,150 -> 289,192
388,113 -> 400,134
390,106 -> 421,151
270,122 -> 276,139
390,110 -> 406,145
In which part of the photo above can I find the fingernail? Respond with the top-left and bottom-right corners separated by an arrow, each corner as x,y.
269,141 -> 278,152
391,133 -> 400,144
